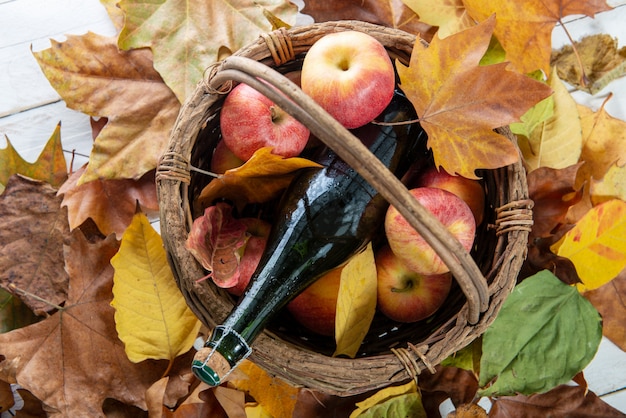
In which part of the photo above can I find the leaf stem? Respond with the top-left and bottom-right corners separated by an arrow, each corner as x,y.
557,18 -> 589,89
8,283 -> 65,311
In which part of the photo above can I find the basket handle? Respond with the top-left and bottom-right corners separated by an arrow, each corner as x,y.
206,55 -> 489,324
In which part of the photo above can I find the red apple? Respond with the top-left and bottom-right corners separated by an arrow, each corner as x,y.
415,166 -> 485,225
376,245 -> 452,323
227,218 -> 271,297
385,187 -> 476,275
300,30 -> 395,129
220,82 -> 310,161
210,140 -> 244,174
287,267 -> 342,336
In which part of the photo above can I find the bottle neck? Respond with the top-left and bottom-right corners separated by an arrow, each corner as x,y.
191,326 -> 251,385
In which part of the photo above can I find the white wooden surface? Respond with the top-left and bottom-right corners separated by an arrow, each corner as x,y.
1,0 -> 626,414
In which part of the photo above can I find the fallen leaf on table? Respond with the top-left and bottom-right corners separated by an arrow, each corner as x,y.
58,166 -> 158,237
584,268 -> 626,351
111,212 -> 201,363
0,123 -> 67,194
578,101 -> 626,180
0,230 -> 166,416
33,32 -> 181,184
463,0 -> 612,74
518,67 -> 582,172
591,163 -> 626,205
117,0 -> 298,102
397,15 -> 552,179
0,176 -> 69,315
552,34 -> 626,94
401,0 -> 473,38
552,199 -> 626,292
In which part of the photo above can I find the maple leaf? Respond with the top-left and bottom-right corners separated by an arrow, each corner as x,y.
196,147 -> 322,210
463,0 -> 613,74
0,123 -> 67,194
302,0 -> 433,38
0,230 -> 165,417
396,16 -> 553,179
117,0 -> 299,102
401,0 -> 474,38
58,165 -> 159,237
32,32 -> 181,184
0,176 -> 70,315
584,268 -> 626,351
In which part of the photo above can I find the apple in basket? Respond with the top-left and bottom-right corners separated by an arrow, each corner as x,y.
414,166 -> 486,225
300,30 -> 396,129
220,82 -> 310,161
287,266 -> 342,337
376,245 -> 452,323
385,187 -> 476,276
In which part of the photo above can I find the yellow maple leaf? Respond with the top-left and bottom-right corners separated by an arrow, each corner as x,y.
396,15 -> 552,179
518,67 -> 583,172
227,359 -> 300,418
0,123 -> 67,193
463,0 -> 612,74
401,0 -> 473,38
349,380 -> 421,418
334,243 -> 378,358
111,212 -> 201,363
552,199 -> 626,292
578,100 -> 626,180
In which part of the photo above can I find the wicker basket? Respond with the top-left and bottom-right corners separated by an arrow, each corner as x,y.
156,20 -> 533,397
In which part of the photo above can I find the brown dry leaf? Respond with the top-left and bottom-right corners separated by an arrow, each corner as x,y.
117,0 -> 298,102
33,32 -> 181,184
527,163 -> 584,239
463,0 -> 613,74
397,16 -> 552,179
489,383 -> 625,417
401,0 -> 474,38
227,359 -> 300,418
0,175 -> 70,315
552,34 -> 626,94
196,147 -> 322,210
58,165 -> 158,237
584,268 -> 626,351
0,123 -> 67,194
0,230 -> 166,417
302,0 -> 433,38
578,101 -> 626,181
419,366 -> 479,417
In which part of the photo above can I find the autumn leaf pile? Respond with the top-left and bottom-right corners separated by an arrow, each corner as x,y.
1,0 -> 626,416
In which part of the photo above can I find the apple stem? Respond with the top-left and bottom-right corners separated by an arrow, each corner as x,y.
270,105 -> 280,122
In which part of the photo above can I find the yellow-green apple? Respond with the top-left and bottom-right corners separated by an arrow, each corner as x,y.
220,82 -> 310,161
286,266 -> 342,336
300,30 -> 395,129
376,245 -> 452,323
415,166 -> 485,225
227,218 -> 271,297
210,140 -> 244,174
385,187 -> 476,275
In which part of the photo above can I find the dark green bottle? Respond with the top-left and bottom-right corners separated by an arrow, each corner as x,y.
192,88 -> 428,385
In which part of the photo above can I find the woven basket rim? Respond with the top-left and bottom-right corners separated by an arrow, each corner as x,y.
156,20 -> 532,396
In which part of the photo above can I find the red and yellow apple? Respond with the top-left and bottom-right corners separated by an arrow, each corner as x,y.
300,30 -> 395,129
286,267 -> 342,336
220,82 -> 310,161
415,166 -> 485,225
210,140 -> 244,174
385,187 -> 476,275
376,245 -> 452,323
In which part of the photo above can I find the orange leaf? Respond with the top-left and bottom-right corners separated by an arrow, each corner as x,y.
464,0 -> 612,74
33,32 -> 180,183
58,166 -> 158,237
396,16 -> 552,178
227,360 -> 300,418
196,147 -> 322,209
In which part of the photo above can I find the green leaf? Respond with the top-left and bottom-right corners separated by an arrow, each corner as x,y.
0,288 -> 40,333
441,338 -> 482,374
349,381 -> 426,418
478,270 -> 602,397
